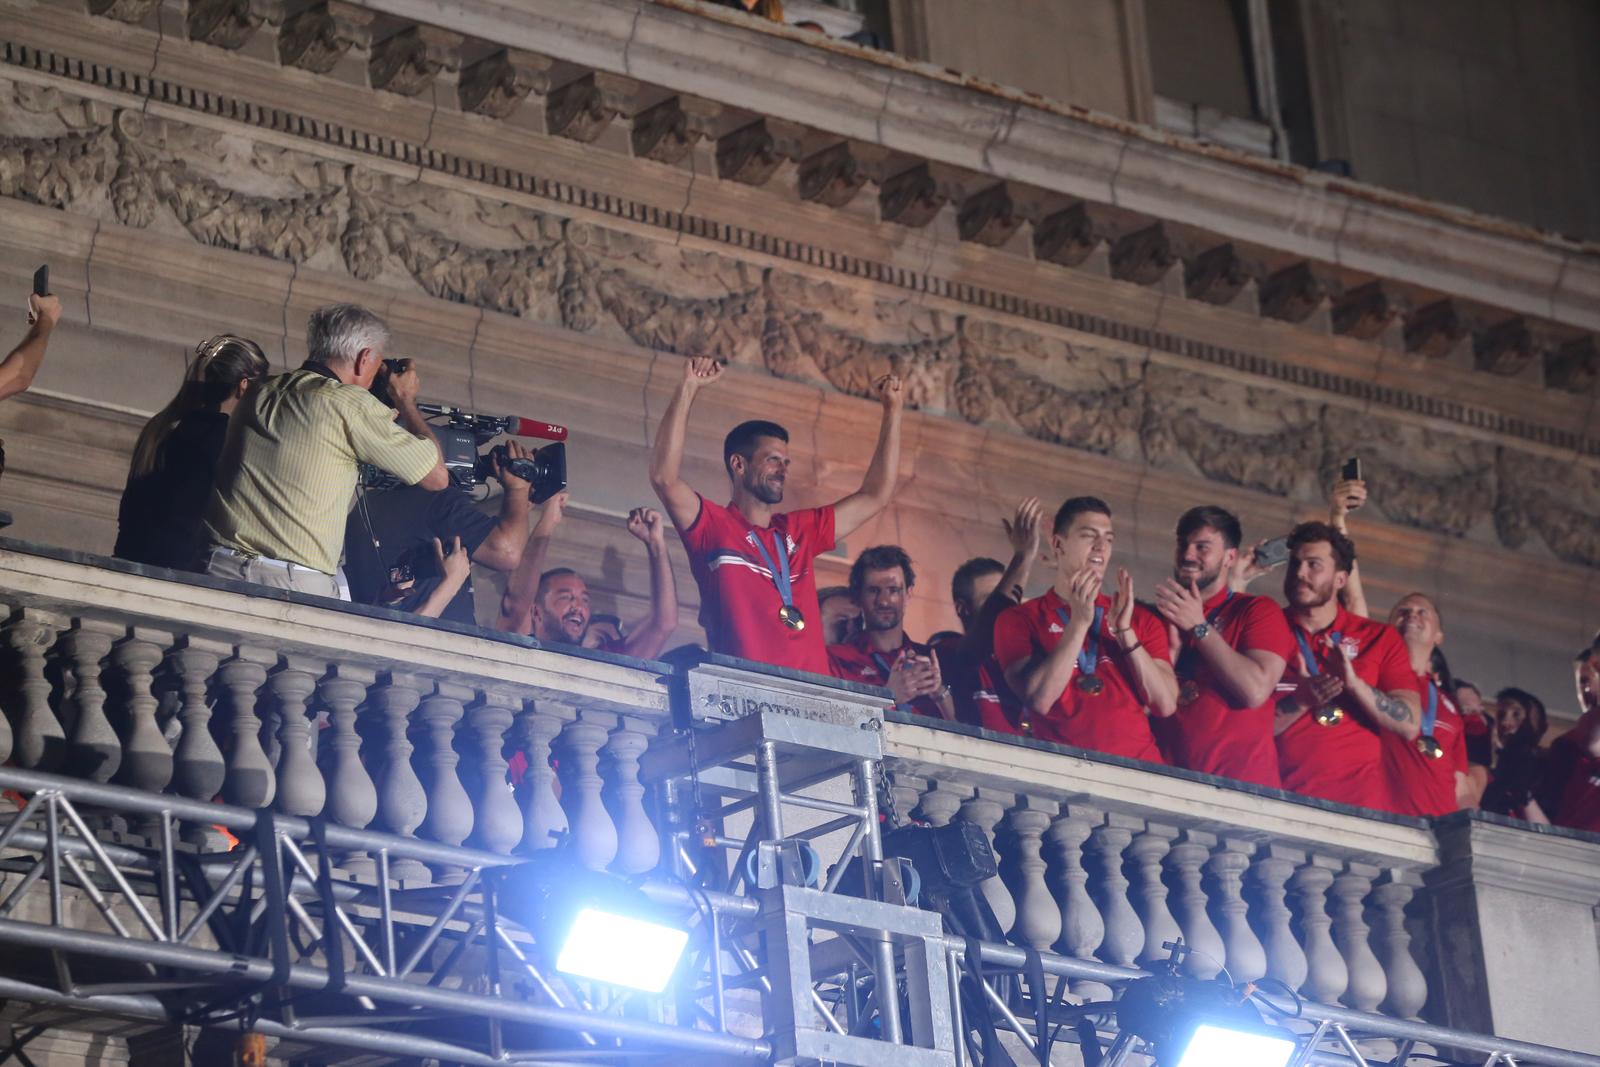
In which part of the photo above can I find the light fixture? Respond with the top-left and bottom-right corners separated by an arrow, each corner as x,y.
1116,941 -> 1297,1067
1174,1022 -> 1296,1067
499,854 -> 691,995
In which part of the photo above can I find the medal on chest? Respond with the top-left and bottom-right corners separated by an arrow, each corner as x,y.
1416,681 -> 1443,758
1178,679 -> 1201,706
1175,592 -> 1233,707
749,527 -> 805,632
1056,603 -> 1106,697
1294,627 -> 1346,727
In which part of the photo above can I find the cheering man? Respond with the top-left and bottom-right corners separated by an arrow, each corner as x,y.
1152,506 -> 1293,788
828,545 -> 955,719
1380,593 -> 1468,816
986,497 -> 1177,761
649,356 -> 903,674
1273,522 -> 1421,810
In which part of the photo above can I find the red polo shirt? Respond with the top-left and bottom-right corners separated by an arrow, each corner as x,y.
1274,606 -> 1420,812
987,588 -> 1170,763
1555,751 -> 1600,834
1380,674 -> 1466,817
676,495 -> 834,675
828,630 -> 943,718
1162,590 -> 1294,789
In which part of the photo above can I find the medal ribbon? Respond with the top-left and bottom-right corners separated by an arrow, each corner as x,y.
1422,680 -> 1439,736
747,526 -> 797,614
1175,591 -> 1235,680
1054,604 -> 1106,680
1293,627 -> 1343,679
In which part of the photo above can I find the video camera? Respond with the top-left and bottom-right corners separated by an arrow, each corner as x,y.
364,359 -> 568,504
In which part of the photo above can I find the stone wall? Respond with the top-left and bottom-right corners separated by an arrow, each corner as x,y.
0,0 -> 1595,720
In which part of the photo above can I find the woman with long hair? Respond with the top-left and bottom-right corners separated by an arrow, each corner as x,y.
1479,686 -> 1551,823
115,335 -> 269,569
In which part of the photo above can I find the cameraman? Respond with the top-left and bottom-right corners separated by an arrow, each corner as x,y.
343,439 -> 538,623
202,304 -> 447,597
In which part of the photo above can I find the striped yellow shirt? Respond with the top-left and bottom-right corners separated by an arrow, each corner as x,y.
204,367 -> 439,574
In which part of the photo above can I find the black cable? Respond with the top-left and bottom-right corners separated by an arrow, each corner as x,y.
1246,975 -> 1305,1019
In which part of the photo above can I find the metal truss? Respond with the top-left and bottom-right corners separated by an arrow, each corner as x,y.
0,767 -> 769,1066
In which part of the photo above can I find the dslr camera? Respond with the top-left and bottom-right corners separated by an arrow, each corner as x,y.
364,359 -> 568,505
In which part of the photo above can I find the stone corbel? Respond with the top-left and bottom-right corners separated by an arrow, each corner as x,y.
369,24 -> 461,97
546,72 -> 639,144
1404,299 -> 1471,361
715,118 -> 806,187
87,0 -> 160,24
277,1 -> 374,74
1332,280 -> 1406,344
186,0 -> 269,50
1184,242 -> 1260,311
1033,202 -> 1106,269
797,141 -> 867,208
1259,262 -> 1331,328
878,162 -> 946,228
1110,222 -> 1181,291
630,95 -> 721,166
1473,317 -> 1537,378
458,48 -> 552,120
957,183 -> 1022,247
1543,335 -> 1599,395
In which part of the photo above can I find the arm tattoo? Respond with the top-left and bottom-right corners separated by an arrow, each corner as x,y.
1373,691 -> 1412,724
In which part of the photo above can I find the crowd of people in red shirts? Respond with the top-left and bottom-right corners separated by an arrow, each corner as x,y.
647,357 -> 1600,832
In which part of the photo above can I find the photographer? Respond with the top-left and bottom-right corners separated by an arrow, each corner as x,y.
202,304 -> 447,597
343,439 -> 538,624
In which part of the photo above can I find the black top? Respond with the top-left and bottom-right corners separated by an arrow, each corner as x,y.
115,411 -> 230,570
343,485 -> 496,625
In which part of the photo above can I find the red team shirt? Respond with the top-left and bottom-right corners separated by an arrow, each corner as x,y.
1555,751 -> 1600,834
1379,674 -> 1466,817
984,589 -> 1171,763
1274,605 -> 1421,812
1161,590 -> 1295,789
675,496 -> 836,675
828,631 -> 944,718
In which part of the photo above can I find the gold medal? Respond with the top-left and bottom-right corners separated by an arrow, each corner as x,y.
1314,705 -> 1345,727
1075,674 -> 1105,695
1416,734 -> 1444,760
777,604 -> 806,631
1178,680 -> 1200,706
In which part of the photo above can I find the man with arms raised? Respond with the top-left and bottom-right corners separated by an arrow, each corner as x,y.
1380,593 -> 1468,816
828,545 -> 955,719
649,357 -> 903,674
1152,506 -> 1293,788
1273,521 -> 1421,810
986,497 -> 1177,761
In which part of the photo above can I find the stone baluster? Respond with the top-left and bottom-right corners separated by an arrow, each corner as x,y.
1330,862 -> 1386,1012
1289,855 -> 1348,1005
1127,822 -> 1182,970
889,773 -> 925,830
269,659 -> 323,817
1005,798 -> 1061,952
1166,829 -> 1226,980
113,629 -> 174,803
959,789 -> 1016,937
370,673 -> 429,882
169,639 -> 227,804
466,689 -> 523,857
1208,838 -> 1267,983
1086,814 -> 1143,969
1371,870 -> 1427,1019
219,649 -> 275,808
418,683 -> 476,872
516,702 -> 569,853
557,713 -> 619,872
6,612 -> 65,771
63,622 -> 121,784
605,717 -> 658,874
1048,804 -> 1106,998
914,780 -> 970,829
1248,844 -> 1308,992
320,666 -> 377,875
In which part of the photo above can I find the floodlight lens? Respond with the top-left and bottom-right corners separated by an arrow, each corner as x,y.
554,907 -> 689,993
1176,1023 -> 1296,1067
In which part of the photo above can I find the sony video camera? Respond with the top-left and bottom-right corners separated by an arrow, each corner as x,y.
364,359 -> 568,504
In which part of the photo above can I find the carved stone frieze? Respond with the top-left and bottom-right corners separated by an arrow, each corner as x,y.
546,73 -> 638,144
186,0 -> 264,50
1323,423 -> 1495,539
1141,367 -> 1320,498
629,96 -> 720,166
369,25 -> 460,98
87,0 -> 160,24
458,49 -> 551,120
277,2 -> 374,75
797,142 -> 866,208
1495,451 -> 1600,568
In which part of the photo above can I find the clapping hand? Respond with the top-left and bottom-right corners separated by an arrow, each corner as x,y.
1154,576 -> 1206,632
1003,496 -> 1043,561
887,650 -> 942,706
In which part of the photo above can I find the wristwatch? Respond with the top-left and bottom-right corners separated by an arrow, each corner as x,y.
1190,622 -> 1212,642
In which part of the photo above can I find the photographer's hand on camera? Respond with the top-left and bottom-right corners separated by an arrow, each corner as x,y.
492,440 -> 535,497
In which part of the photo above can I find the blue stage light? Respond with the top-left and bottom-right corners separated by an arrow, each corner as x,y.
554,906 -> 689,993
1175,1023 -> 1297,1067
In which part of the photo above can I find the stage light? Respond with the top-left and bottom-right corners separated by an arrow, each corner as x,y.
554,906 -> 689,994
1175,1023 -> 1296,1067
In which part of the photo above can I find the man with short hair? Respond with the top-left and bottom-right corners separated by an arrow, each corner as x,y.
818,585 -> 863,646
828,545 -> 954,719
496,493 -> 678,659
987,496 -> 1177,761
1272,521 -> 1421,811
1151,506 -> 1293,788
1380,593 -> 1468,816
203,304 -> 448,596
649,356 -> 903,674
